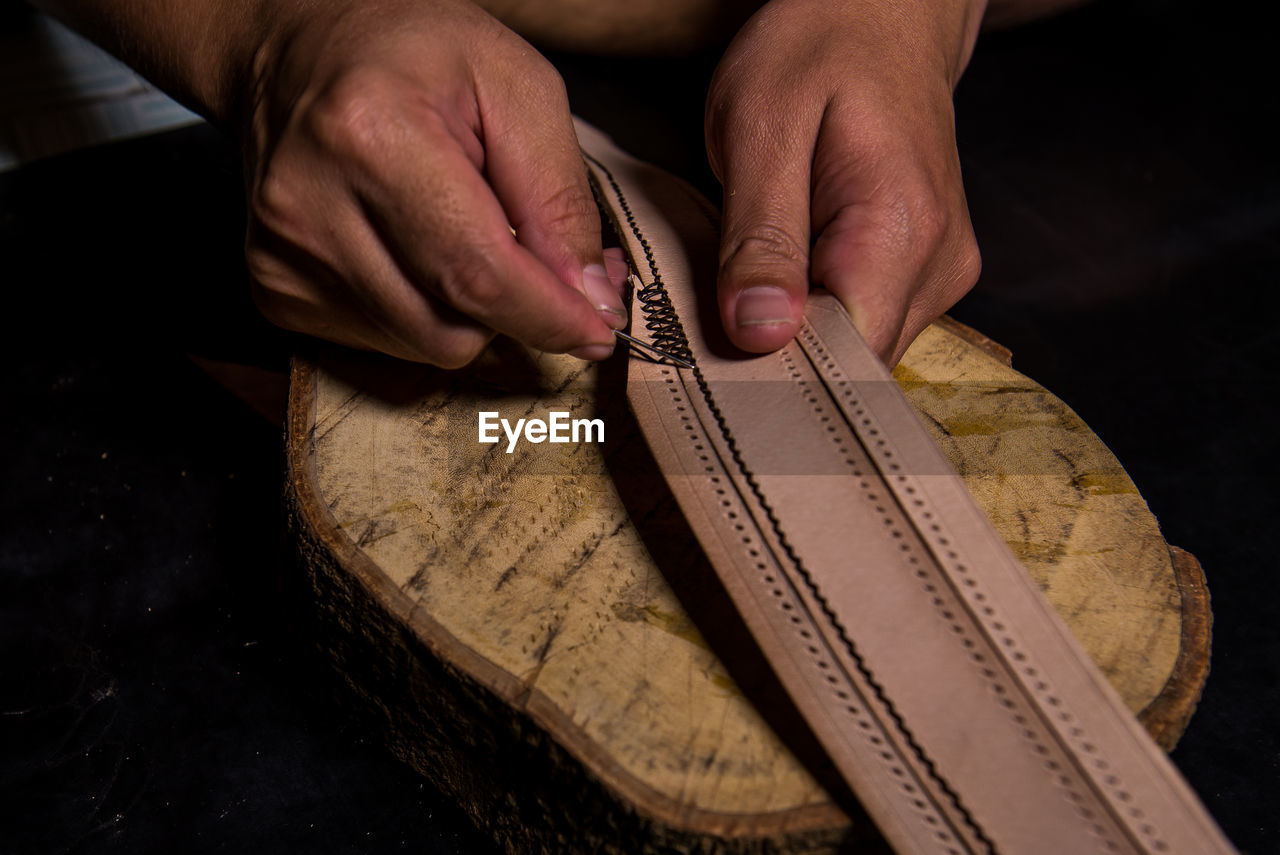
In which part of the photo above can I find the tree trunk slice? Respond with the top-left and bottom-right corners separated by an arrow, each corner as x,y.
285,317 -> 1211,853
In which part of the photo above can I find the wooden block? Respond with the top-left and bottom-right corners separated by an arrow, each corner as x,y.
285,317 -> 1210,853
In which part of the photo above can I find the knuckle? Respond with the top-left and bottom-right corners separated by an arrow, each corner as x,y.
249,168 -> 295,233
490,47 -> 567,119
535,181 -> 598,234
438,247 -> 505,311
891,190 -> 947,251
954,231 -> 983,288
911,198 -> 949,250
307,70 -> 404,161
860,187 -> 950,266
893,190 -> 982,293
245,249 -> 330,335
723,221 -> 809,270
519,56 -> 569,106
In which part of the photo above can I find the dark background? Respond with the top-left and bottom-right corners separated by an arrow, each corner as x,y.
2,0 -> 1276,852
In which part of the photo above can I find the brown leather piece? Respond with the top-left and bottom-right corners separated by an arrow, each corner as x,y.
577,119 -> 1236,855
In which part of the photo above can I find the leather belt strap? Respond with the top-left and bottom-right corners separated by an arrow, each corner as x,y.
577,119 -> 1235,855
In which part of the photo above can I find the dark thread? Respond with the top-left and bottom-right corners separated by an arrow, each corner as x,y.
796,326 -> 1149,853
585,150 -> 996,855
584,153 -> 694,366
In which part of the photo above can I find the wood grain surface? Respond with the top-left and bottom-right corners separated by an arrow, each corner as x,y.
285,317 -> 1211,852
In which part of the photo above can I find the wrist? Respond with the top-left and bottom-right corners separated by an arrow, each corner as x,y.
747,0 -> 989,90
889,0 -> 989,89
26,0 -> 282,129
954,0 -> 991,83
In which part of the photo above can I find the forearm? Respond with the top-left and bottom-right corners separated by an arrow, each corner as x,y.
24,0 -> 275,125
983,0 -> 1094,29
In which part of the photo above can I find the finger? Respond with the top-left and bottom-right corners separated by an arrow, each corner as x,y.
808,109 -> 909,362
603,246 -> 630,292
254,273 -> 496,366
708,95 -> 818,353
891,229 -> 981,365
808,102 -> 981,367
809,198 -> 918,365
478,55 -> 627,329
248,213 -> 496,367
358,116 -> 618,360
813,201 -> 979,367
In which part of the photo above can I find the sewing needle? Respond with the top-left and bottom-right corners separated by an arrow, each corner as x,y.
614,330 -> 694,370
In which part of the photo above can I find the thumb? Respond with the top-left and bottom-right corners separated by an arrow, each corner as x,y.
481,62 -> 626,332
712,125 -> 813,354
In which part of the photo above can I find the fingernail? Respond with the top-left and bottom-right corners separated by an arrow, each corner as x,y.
569,341 -> 616,361
735,286 -> 794,328
583,263 -> 627,329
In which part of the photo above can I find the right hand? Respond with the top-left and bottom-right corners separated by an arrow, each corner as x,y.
240,0 -> 627,367
704,0 -> 984,367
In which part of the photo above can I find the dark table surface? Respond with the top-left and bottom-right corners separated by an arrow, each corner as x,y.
2,1 -> 1276,852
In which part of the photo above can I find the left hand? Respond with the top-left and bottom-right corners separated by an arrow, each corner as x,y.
705,0 -> 986,365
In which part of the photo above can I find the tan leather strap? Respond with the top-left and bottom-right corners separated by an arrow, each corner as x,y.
577,119 -> 1235,855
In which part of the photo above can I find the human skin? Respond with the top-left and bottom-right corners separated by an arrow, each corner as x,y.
706,0 -> 987,365
28,0 -> 1088,366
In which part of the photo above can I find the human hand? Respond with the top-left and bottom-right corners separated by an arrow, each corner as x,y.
705,0 -> 985,366
240,0 -> 627,366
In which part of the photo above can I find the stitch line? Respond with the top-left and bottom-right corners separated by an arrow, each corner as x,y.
653,362 -> 965,848
799,320 -> 1156,854
583,150 -> 996,854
